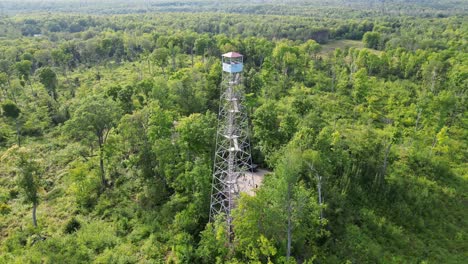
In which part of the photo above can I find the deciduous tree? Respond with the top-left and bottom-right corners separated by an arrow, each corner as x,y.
37,67 -> 58,100
64,95 -> 122,189
16,149 -> 41,227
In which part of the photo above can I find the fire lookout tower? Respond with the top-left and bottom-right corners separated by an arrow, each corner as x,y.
209,52 -> 254,236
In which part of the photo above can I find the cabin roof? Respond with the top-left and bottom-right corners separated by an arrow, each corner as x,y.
222,52 -> 243,58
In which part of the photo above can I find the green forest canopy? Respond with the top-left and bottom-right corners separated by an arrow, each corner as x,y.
0,0 -> 466,263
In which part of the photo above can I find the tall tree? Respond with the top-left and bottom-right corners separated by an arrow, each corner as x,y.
301,39 -> 322,61
151,48 -> 170,77
37,67 -> 58,100
183,32 -> 197,67
0,72 -> 9,100
16,149 -> 41,227
14,60 -> 33,89
363,32 -> 381,49
2,100 -> 21,146
64,95 -> 122,189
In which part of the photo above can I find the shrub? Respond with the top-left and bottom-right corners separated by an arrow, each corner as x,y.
363,32 -> 381,49
0,203 -> 11,215
64,217 -> 81,234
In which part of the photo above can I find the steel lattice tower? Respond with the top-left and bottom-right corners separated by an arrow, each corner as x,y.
210,52 -> 253,236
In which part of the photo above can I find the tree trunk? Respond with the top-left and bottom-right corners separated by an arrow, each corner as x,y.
99,143 -> 106,188
317,175 -> 323,220
308,162 -> 324,220
431,68 -> 437,94
32,203 -> 37,227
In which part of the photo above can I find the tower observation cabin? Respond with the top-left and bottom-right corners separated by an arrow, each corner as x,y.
222,52 -> 243,73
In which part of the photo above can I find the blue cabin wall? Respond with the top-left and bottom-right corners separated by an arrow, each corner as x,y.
223,62 -> 243,73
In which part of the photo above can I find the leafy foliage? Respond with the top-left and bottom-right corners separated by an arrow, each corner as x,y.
0,1 -> 466,263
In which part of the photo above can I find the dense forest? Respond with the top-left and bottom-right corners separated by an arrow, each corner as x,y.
0,0 -> 466,263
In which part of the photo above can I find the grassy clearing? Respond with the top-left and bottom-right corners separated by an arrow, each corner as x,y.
319,39 -> 382,57
320,39 -> 364,54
